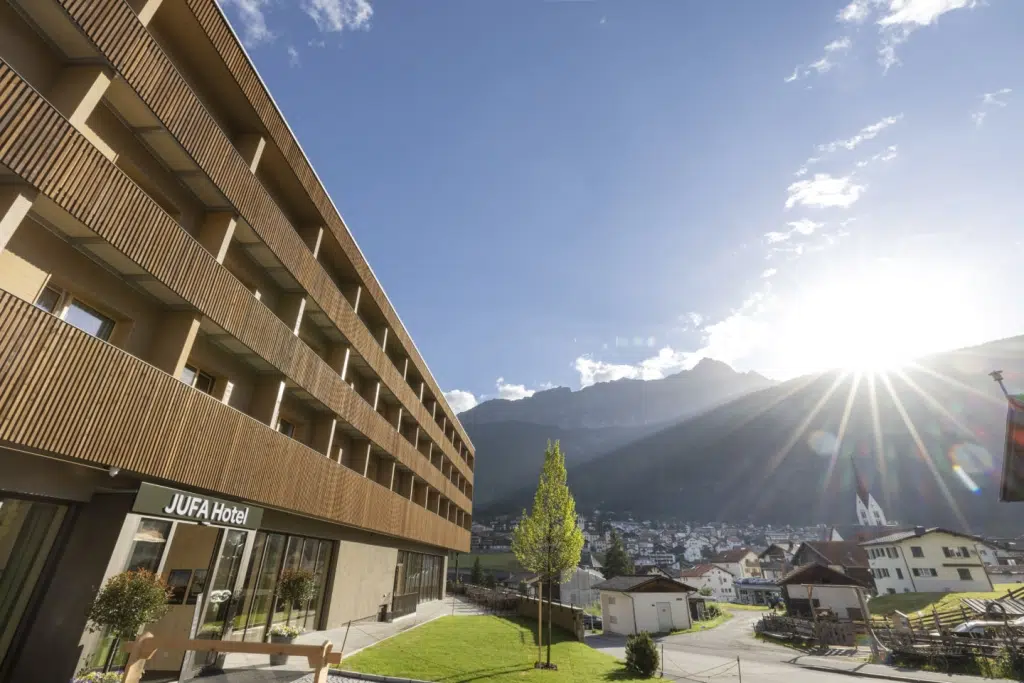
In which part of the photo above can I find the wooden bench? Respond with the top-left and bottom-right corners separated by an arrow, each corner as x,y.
121,632 -> 343,683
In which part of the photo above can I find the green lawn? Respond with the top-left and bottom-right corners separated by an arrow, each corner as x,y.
867,583 -> 1019,617
339,615 -> 643,682
671,606 -> 733,635
724,603 -> 773,611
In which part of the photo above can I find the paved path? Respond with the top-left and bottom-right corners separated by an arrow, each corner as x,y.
176,596 -> 482,683
586,608 -> 1012,683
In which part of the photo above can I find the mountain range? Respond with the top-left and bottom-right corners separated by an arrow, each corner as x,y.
464,338 -> 1024,536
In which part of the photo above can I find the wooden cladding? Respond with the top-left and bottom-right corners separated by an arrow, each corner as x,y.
0,60 -> 469,514
182,0 -> 473,454
53,0 -> 473,467
0,292 -> 470,550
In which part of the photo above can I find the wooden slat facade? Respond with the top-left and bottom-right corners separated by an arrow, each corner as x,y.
177,0 -> 474,454
0,291 -> 469,549
0,60 -> 471,544
44,0 -> 473,486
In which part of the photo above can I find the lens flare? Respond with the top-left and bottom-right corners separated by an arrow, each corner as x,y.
807,430 -> 837,457
952,465 -> 982,494
948,442 -> 995,475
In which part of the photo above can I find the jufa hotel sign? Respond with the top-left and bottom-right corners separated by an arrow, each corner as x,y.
133,483 -> 263,530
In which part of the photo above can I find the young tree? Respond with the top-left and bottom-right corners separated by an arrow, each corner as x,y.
512,440 -> 585,667
603,531 -> 634,580
470,556 -> 484,585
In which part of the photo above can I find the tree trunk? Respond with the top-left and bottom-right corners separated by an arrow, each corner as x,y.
546,578 -> 553,666
103,635 -> 121,673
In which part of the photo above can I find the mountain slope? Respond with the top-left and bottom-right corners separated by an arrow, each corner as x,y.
463,358 -> 777,505
460,358 -> 775,429
480,336 -> 1024,536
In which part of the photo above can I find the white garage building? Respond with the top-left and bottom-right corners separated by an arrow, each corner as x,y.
595,575 -> 697,635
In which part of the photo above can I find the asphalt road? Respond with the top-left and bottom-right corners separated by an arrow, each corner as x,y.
586,609 -> 870,682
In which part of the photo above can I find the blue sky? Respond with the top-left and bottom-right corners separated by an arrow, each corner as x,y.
220,0 -> 1022,412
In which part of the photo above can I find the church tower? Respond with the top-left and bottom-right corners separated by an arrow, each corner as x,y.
853,459 -> 888,526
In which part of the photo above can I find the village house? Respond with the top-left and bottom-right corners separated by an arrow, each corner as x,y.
779,564 -> 870,620
595,575 -> 697,635
678,564 -> 736,602
861,527 -> 994,595
758,542 -> 798,581
791,541 -> 873,588
711,548 -> 762,578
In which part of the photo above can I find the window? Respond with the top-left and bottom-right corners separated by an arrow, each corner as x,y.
896,568 -> 903,580
943,547 -> 970,559
278,419 -> 295,438
34,285 -> 115,341
180,365 -> 216,395
887,547 -> 899,558
958,568 -> 973,581
887,588 -> 896,595
912,568 -> 938,577
872,568 -> 891,578
911,546 -> 924,558
608,596 -> 616,605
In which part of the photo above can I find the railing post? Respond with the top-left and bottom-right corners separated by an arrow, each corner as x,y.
121,632 -> 158,683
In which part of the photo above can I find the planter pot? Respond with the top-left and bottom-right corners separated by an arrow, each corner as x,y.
269,634 -> 294,666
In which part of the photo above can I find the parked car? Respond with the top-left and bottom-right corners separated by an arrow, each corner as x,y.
583,614 -> 603,630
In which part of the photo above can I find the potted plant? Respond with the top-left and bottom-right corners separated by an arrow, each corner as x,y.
86,569 -> 171,674
72,672 -> 123,683
268,568 -> 317,665
197,624 -> 227,672
268,624 -> 302,665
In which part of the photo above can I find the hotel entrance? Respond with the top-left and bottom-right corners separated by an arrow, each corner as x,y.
79,484 -> 262,678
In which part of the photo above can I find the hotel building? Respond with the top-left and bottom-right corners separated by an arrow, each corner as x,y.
0,0 -> 474,680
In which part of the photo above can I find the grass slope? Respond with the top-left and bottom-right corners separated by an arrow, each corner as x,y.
867,583 -> 1019,617
340,615 -> 643,682
460,552 -> 523,574
671,609 -> 732,635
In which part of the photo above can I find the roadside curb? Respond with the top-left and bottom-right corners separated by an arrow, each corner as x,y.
330,670 -> 432,682
793,661 -> 1002,683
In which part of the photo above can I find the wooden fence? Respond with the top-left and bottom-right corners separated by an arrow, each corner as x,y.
756,614 -> 860,646
120,632 -> 342,683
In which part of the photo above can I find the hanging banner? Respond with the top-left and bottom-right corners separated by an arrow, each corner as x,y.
1000,393 -> 1024,502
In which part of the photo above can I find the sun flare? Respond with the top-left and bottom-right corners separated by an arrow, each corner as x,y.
780,261 -> 976,375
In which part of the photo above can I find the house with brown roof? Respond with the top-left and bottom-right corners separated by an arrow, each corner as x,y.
791,541 -> 873,588
677,564 -> 736,602
711,548 -> 762,579
778,563 -> 870,620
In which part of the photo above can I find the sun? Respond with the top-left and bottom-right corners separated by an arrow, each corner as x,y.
779,260 -> 976,374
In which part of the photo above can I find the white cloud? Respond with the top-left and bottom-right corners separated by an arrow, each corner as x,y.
574,347 -> 701,388
786,174 -> 865,210
788,218 -> 823,236
496,377 -> 535,401
825,37 -> 853,52
838,0 -> 874,23
817,114 -> 902,154
877,0 -> 976,27
785,37 -> 851,82
765,231 -> 790,243
762,268 -> 778,278
538,382 -> 558,391
443,389 -> 478,414
287,45 -> 300,67
302,0 -> 373,33
856,144 -> 899,167
685,312 -> 704,328
972,88 -> 1011,126
574,357 -> 642,387
221,0 -> 274,45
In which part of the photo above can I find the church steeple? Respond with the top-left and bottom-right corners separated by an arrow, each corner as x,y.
852,459 -> 888,526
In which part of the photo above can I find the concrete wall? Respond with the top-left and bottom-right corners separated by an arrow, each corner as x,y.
600,591 -> 691,635
9,492 -> 134,683
868,532 -> 993,595
326,540 -> 398,627
682,567 -> 735,602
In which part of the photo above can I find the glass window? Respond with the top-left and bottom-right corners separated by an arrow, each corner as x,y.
125,519 -> 173,573
911,546 -> 924,558
0,498 -> 67,670
63,300 -> 115,341
958,568 -> 973,580
34,286 -> 62,314
278,420 -> 295,438
181,365 -> 216,395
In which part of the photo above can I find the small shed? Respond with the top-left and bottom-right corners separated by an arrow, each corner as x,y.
593,575 -> 697,636
779,563 -> 869,621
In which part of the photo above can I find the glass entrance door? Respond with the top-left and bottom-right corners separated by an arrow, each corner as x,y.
197,529 -> 250,641
0,497 -> 67,673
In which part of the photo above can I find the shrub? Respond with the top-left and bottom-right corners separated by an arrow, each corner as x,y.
698,586 -> 713,597
625,631 -> 659,677
704,603 -> 723,619
87,570 -> 172,641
